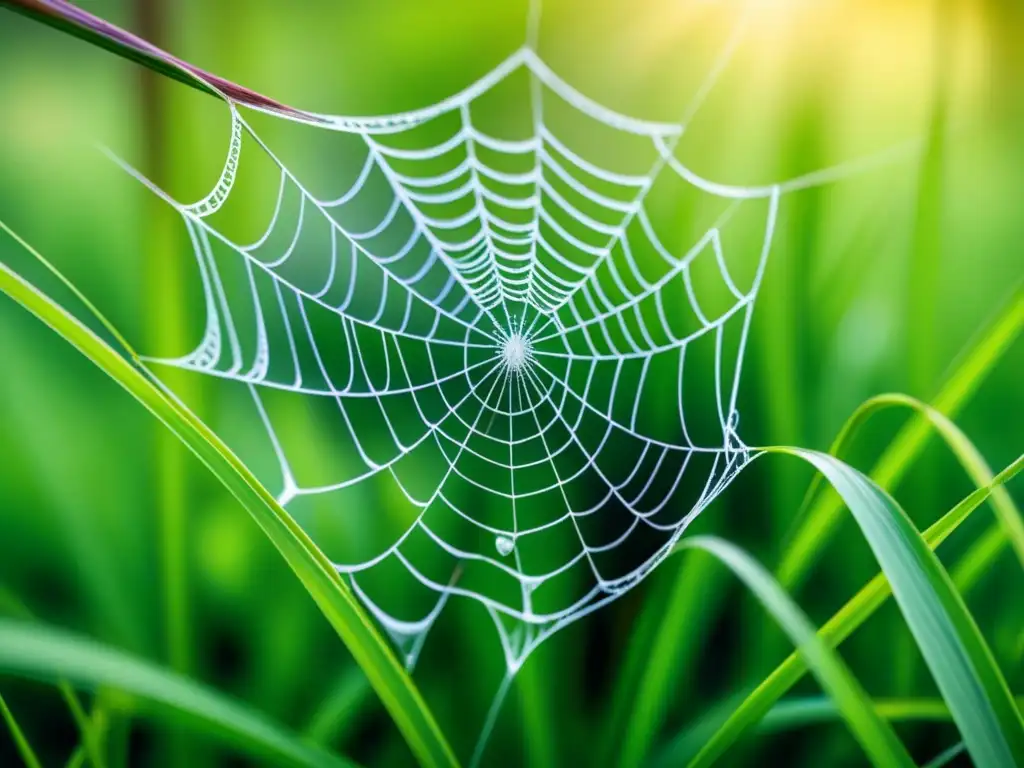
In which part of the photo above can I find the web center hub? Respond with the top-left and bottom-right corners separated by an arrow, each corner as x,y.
501,333 -> 532,373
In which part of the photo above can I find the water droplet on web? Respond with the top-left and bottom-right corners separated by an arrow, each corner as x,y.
495,536 -> 515,556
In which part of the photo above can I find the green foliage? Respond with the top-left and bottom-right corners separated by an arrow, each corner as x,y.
774,449 -> 1024,766
663,453 -> 1024,767
0,690 -> 41,768
0,1 -> 1021,766
0,619 -> 354,768
674,535 -> 916,767
609,294 -> 1024,767
0,223 -> 457,768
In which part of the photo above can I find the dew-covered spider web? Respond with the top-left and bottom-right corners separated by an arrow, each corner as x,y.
114,0 -> 895,714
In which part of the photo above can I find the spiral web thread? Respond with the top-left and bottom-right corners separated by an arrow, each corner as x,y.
111,1 -> 890,702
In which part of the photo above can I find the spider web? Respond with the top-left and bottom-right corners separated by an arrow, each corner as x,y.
112,2 -> 864,685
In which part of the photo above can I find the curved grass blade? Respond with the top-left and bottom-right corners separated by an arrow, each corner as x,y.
0,688 -> 43,768
688,450 -> 1024,768
0,224 -> 459,768
671,454 -> 1022,766
785,392 -> 1024,578
614,383 -> 1023,767
778,289 -> 1024,589
0,619 -> 354,768
784,449 -> 1024,765
816,393 -> 1024,701
675,537 -> 915,768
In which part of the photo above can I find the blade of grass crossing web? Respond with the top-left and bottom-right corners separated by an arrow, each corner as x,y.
675,536 -> 916,768
0,689 -> 42,768
682,452 -> 1024,768
0,224 -> 459,768
778,289 -> 1024,589
0,620 -> 355,768
0,0 -> 310,119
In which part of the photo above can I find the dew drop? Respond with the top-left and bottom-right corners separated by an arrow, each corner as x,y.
495,536 -> 515,556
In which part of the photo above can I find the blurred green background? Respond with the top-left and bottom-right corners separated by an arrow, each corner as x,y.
0,0 -> 1021,766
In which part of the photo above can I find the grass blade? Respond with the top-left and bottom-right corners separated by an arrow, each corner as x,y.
615,298 -> 1023,766
679,454 -> 1024,765
617,381 -> 1024,765
0,688 -> 43,768
0,224 -> 459,768
0,0 -> 308,119
303,668 -> 372,747
759,695 -> 1024,735
656,693 -> 1022,765
778,289 -> 1024,589
924,741 -> 967,768
790,393 -> 1024,571
0,587 -> 107,768
603,550 -> 723,767
675,537 -> 916,768
0,619 -> 354,768
785,449 -> 1024,766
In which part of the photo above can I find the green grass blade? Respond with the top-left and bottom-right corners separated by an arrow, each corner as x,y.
604,551 -> 723,767
684,452 -> 1023,767
517,653 -> 558,768
0,619 -> 353,768
763,696 -> 950,732
0,688 -> 43,768
304,668 -> 371,747
952,524 -> 1008,593
924,741 -> 967,768
0,586 -> 107,768
0,224 -> 459,768
675,536 -> 915,768
785,449 -> 1024,766
788,393 -> 1024,573
0,0 -> 309,119
758,695 -> 1024,735
65,707 -> 111,768
778,289 -> 1024,589
655,693 -> 1006,765
618,385 -> 1023,766
620,298 -> 1023,766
